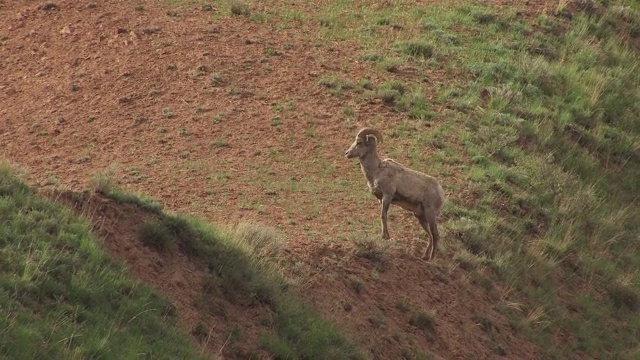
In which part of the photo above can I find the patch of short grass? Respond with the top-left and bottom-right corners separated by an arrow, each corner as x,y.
392,40 -> 434,59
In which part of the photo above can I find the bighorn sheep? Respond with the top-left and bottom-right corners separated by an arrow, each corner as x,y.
345,128 -> 445,260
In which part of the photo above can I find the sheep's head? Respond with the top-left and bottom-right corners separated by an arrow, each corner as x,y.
345,128 -> 383,159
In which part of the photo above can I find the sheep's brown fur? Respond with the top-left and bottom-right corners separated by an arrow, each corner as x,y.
345,128 -> 445,260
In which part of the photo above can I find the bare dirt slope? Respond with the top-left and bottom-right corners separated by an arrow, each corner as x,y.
2,1 -> 555,358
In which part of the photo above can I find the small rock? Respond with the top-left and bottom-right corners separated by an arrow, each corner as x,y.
264,189 -> 277,196
37,3 -> 57,10
60,25 -> 72,35
142,27 -> 161,35
86,3 -> 97,9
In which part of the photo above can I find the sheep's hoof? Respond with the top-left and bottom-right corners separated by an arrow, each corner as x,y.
382,233 -> 390,240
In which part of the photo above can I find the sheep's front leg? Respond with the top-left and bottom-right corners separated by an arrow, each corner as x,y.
380,194 -> 392,239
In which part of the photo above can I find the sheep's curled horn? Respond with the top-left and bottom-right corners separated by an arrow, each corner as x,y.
356,127 -> 383,144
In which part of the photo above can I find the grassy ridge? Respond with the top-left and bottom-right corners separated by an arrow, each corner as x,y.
0,162 -> 206,359
134,210 -> 363,359
1,162 -> 362,359
313,1 -> 640,357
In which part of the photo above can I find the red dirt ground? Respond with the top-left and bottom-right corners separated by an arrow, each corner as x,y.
2,0 -> 559,359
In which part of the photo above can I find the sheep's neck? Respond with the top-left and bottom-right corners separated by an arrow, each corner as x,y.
359,150 -> 382,185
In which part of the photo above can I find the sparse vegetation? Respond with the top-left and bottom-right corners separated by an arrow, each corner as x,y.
210,72 -> 225,86
229,0 -> 251,16
317,1 -> 640,357
409,311 -> 436,334
379,58 -> 403,72
162,108 -> 175,118
140,219 -> 173,250
392,40 -> 434,59
353,237 -> 389,271
88,165 -> 117,194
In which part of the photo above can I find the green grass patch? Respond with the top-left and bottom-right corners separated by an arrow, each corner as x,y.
0,162 -> 204,359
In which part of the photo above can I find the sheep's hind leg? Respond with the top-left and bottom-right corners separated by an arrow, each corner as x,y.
415,214 -> 433,259
425,211 -> 440,260
380,195 -> 392,239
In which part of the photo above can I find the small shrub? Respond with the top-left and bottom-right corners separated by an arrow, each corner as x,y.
494,344 -> 507,356
318,76 -> 341,89
607,283 -> 640,312
379,58 -> 403,72
260,335 -> 296,359
473,12 -> 498,24
393,40 -> 434,59
89,166 -> 117,194
378,80 -> 406,94
410,311 -> 436,334
343,107 -> 356,117
162,108 -> 175,118
229,1 -> 250,16
359,78 -> 374,90
377,89 -> 402,105
454,250 -> 480,271
211,138 -> 229,148
234,221 -> 282,256
395,298 -> 411,312
139,220 -> 173,250
192,322 -> 208,341
360,53 -> 384,61
265,48 -> 280,56
210,72 -> 225,86
349,276 -> 364,294
318,76 -> 352,96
